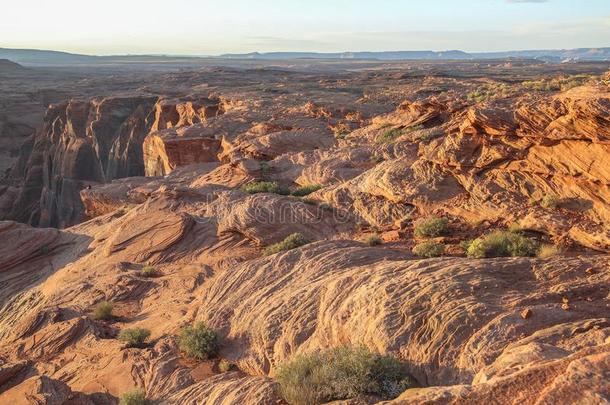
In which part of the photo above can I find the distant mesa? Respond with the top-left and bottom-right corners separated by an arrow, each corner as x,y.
0,59 -> 26,73
218,48 -> 610,62
1,46 -> 610,67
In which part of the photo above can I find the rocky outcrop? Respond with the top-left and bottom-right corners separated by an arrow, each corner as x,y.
164,373 -> 283,405
195,242 -> 610,387
318,84 -> 610,251
4,96 -> 158,227
1,64 -> 609,404
143,124 -> 222,176
0,59 -> 25,73
150,97 -> 225,132
2,95 -> 235,227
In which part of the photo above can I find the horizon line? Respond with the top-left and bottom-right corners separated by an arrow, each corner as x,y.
2,45 -> 610,59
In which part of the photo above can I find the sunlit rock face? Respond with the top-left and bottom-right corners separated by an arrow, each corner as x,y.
0,61 -> 609,404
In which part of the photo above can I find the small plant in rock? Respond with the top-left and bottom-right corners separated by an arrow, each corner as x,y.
467,230 -> 539,258
370,154 -> 385,164
118,328 -> 151,348
414,217 -> 449,238
263,233 -> 310,256
537,244 -> 562,259
507,223 -> 523,233
259,162 -> 272,175
93,301 -> 114,321
179,321 -> 219,360
417,127 -> 444,143
467,83 -> 511,103
241,181 -> 286,195
412,242 -> 445,258
292,184 -> 322,197
522,74 -> 596,92
120,388 -> 147,405
140,266 -> 158,277
459,239 -> 474,252
218,359 -> 233,373
334,130 -> 349,139
365,235 -> 383,246
376,127 -> 404,144
540,194 -> 560,210
276,346 -> 416,405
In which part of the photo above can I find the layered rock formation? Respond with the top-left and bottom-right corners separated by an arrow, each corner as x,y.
5,96 -> 159,227
0,63 -> 609,404
2,95 -> 238,227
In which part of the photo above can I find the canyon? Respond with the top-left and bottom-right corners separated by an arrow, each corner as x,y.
0,57 -> 608,404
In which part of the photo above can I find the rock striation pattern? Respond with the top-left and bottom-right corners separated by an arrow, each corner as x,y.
0,63 -> 609,404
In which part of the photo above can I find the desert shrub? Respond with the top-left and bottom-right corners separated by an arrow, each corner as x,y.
370,154 -> 385,164
241,181 -> 287,195
120,388 -> 147,405
376,128 -> 404,144
540,194 -> 560,210
507,223 -> 523,233
467,230 -> 539,258
140,266 -> 158,277
412,242 -> 444,258
414,217 -> 449,238
118,328 -> 151,348
93,301 -> 114,320
263,233 -> 309,256
523,74 -> 596,92
522,79 -> 559,91
365,235 -> 383,246
276,346 -> 416,405
260,162 -> 272,175
467,83 -> 511,102
538,244 -> 561,259
459,239 -> 473,252
377,125 -> 425,144
218,359 -> 233,373
292,184 -> 322,197
179,321 -> 219,360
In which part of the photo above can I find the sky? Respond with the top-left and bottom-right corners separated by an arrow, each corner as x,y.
1,0 -> 609,55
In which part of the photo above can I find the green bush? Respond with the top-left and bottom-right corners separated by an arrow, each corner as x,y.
263,233 -> 310,256
370,155 -> 385,164
467,83 -> 511,102
507,223 -> 523,233
412,242 -> 444,258
376,128 -> 404,144
522,74 -> 596,92
376,125 -> 423,144
241,181 -> 287,195
365,235 -> 383,246
292,184 -> 322,197
140,266 -> 158,277
118,328 -> 151,348
93,301 -> 114,320
260,162 -> 272,175
218,358 -> 233,373
120,388 -> 147,405
467,230 -> 539,258
276,346 -> 415,405
414,217 -> 449,238
179,321 -> 219,360
540,194 -> 560,210
459,239 -> 473,252
538,244 -> 561,259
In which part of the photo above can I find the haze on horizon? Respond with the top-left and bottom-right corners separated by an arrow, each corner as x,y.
1,0 -> 609,56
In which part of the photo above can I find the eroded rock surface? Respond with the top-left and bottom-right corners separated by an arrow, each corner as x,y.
1,61 -> 609,404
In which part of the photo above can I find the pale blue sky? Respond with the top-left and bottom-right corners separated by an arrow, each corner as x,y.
1,0 -> 609,55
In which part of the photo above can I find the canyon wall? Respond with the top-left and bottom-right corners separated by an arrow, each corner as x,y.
0,96 -> 227,227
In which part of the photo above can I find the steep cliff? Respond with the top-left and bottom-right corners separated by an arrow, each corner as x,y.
1,95 -> 232,227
